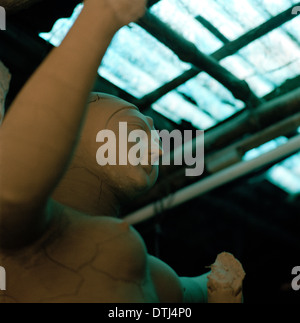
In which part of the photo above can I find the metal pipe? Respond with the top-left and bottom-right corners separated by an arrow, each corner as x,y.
124,134 -> 300,225
206,111 -> 300,173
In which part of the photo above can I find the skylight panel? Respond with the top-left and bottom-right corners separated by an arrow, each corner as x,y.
213,0 -> 267,33
177,73 -> 245,121
39,1 -> 300,132
98,24 -> 191,98
152,0 -> 245,42
243,137 -> 289,161
40,4 -> 191,98
153,91 -> 217,129
243,137 -> 300,195
221,55 -> 276,97
284,17 -> 300,44
246,75 -> 277,97
235,27 -> 300,94
40,4 -> 83,46
98,48 -> 160,98
150,0 -> 224,54
253,0 -> 300,16
160,0 -> 267,41
267,153 -> 300,195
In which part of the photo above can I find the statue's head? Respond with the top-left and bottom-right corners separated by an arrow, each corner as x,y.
63,93 -> 163,205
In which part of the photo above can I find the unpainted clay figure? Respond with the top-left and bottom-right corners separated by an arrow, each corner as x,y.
0,0 -> 245,303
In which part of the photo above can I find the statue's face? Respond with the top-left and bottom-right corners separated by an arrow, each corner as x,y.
76,94 -> 164,202
0,0 -> 42,12
106,108 -> 163,199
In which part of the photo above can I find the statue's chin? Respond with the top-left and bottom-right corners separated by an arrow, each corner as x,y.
0,0 -> 42,13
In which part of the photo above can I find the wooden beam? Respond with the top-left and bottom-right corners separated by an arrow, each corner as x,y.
264,75 -> 300,101
147,0 -> 161,8
139,3 -> 300,107
137,11 -> 262,107
204,87 -> 300,151
126,87 -> 300,211
196,13 -> 273,90
195,15 -> 230,44
206,111 -> 300,173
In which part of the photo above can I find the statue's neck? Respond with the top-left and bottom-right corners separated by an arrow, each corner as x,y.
52,167 -> 121,218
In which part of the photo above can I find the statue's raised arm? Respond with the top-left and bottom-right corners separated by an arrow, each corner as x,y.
0,0 -> 146,248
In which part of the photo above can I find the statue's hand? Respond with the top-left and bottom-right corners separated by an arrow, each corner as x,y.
91,0 -> 147,27
207,252 -> 246,303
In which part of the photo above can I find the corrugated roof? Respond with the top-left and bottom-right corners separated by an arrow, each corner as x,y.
39,0 -> 300,194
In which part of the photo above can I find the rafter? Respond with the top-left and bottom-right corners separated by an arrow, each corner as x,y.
137,10 -> 262,107
138,3 -> 300,107
133,87 -> 300,211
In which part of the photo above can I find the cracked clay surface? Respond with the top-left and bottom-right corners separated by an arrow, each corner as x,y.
0,205 -> 159,303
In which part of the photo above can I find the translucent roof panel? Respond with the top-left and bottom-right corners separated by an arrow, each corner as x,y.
151,0 -> 300,99
40,4 -> 191,99
38,0 -> 300,194
152,0 -> 300,42
177,73 -> 245,122
243,136 -> 300,195
230,22 -> 300,97
221,55 -> 277,98
40,4 -> 84,46
243,137 -> 289,161
98,24 -> 192,98
40,1 -> 300,104
267,153 -> 300,195
152,91 -> 217,129
152,0 -> 266,42
150,0 -> 224,54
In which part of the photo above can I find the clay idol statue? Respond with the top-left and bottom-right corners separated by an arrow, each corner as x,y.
0,0 -> 245,303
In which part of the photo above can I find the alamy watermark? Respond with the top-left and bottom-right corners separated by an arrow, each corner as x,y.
292,266 -> 300,291
0,6 -> 6,30
96,122 -> 205,177
292,6 -> 300,15
0,266 -> 6,291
